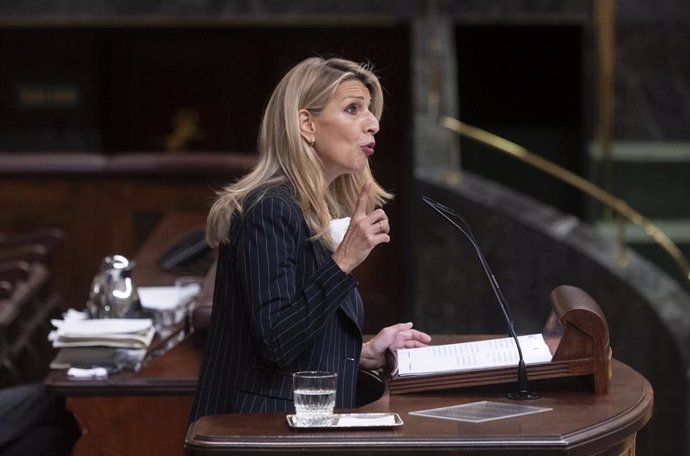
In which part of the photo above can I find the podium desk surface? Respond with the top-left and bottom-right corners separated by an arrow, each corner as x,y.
186,360 -> 652,456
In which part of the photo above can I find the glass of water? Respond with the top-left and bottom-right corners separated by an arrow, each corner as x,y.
292,371 -> 337,426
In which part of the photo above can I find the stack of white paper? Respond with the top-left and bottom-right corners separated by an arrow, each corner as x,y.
50,318 -> 155,349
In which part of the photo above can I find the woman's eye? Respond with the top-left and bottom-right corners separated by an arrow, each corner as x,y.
346,104 -> 359,114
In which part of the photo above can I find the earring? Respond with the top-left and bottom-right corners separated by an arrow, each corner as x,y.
310,138 -> 315,147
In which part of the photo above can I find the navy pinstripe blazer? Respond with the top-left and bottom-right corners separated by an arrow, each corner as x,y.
189,184 -> 363,421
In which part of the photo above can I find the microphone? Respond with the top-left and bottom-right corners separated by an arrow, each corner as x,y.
421,195 -> 538,400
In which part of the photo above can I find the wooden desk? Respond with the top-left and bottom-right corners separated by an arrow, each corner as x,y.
45,213 -> 653,456
45,213 -> 207,456
185,359 -> 653,456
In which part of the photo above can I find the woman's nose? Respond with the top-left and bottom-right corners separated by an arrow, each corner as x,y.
366,112 -> 380,134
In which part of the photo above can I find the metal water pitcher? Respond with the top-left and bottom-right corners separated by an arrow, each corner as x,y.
87,255 -> 140,318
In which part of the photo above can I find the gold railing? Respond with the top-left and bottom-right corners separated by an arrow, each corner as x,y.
595,0 -> 616,218
440,116 -> 690,283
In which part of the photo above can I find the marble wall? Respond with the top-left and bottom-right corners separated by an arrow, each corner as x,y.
615,0 -> 690,140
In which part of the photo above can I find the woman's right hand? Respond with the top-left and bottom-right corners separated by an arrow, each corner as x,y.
332,183 -> 390,274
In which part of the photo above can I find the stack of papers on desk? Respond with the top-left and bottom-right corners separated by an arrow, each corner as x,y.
388,335 -> 557,395
49,312 -> 154,372
50,318 -> 155,349
394,334 -> 553,377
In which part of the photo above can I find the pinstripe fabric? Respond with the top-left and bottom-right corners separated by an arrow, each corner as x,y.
189,185 -> 363,421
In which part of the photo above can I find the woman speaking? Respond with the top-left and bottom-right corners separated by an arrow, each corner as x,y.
190,56 -> 430,420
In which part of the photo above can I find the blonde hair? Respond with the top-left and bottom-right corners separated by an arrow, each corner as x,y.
207,57 -> 392,249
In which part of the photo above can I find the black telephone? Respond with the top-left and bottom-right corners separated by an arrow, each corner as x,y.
157,228 -> 211,272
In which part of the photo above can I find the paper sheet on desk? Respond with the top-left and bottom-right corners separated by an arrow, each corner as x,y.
335,414 -> 398,427
396,334 -> 553,377
56,318 -> 152,336
67,367 -> 109,379
137,285 -> 201,311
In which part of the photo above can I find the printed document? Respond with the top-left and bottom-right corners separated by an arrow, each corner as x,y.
396,334 -> 553,377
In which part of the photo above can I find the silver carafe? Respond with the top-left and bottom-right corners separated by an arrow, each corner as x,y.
87,255 -> 140,318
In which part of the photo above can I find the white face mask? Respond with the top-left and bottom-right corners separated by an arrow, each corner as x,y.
327,217 -> 351,249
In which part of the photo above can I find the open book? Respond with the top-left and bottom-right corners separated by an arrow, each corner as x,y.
394,334 -> 553,377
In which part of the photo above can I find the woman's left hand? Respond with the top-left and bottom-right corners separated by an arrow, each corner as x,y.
359,322 -> 431,369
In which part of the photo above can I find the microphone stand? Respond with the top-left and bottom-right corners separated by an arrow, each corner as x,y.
422,195 -> 539,400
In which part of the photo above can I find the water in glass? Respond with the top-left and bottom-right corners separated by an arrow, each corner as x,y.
292,371 -> 337,426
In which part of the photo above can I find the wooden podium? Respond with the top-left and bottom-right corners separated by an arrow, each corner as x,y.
185,360 -> 652,456
389,285 -> 612,395
185,285 -> 652,456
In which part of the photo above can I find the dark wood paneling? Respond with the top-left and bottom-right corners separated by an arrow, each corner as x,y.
0,169 -> 232,310
0,24 -> 412,332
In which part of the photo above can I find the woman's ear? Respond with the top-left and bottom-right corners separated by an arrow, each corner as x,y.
298,109 -> 316,144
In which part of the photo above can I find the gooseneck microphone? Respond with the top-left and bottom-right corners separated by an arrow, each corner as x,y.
422,195 -> 539,400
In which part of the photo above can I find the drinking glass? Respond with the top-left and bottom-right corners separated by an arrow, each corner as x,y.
152,276 -> 202,338
292,371 -> 337,426
174,276 -> 203,322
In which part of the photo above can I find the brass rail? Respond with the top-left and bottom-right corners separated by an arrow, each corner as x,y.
595,0 -> 616,218
440,116 -> 690,282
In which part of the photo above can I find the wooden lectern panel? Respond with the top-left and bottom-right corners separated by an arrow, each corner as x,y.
389,285 -> 612,394
547,285 -> 612,393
